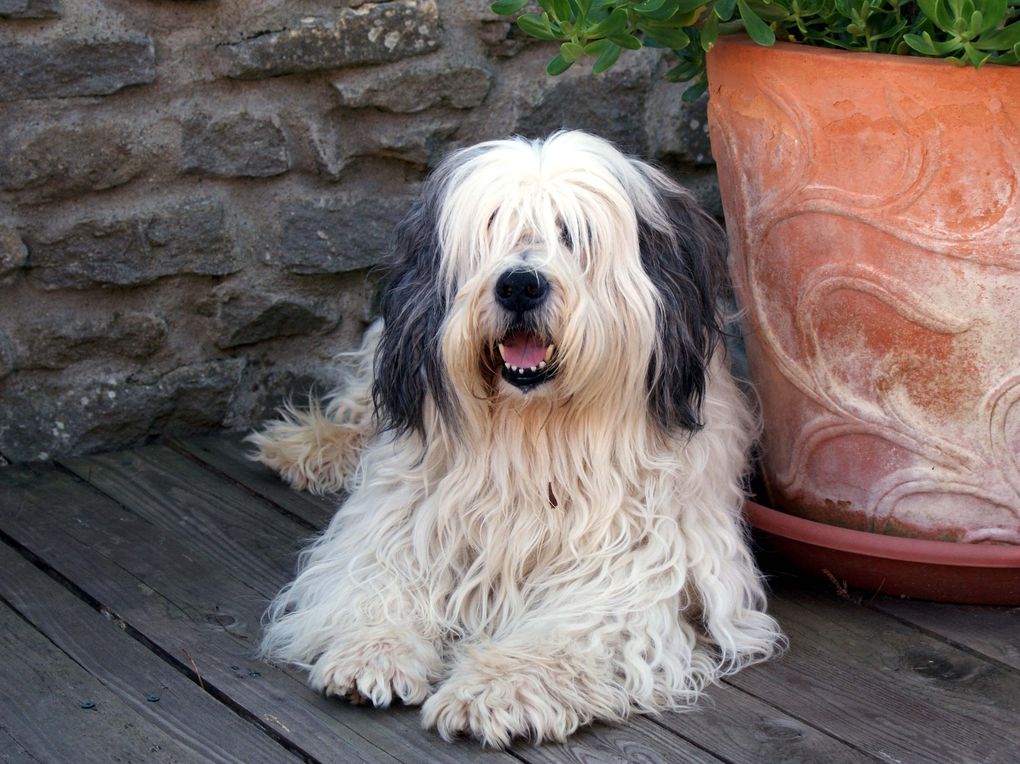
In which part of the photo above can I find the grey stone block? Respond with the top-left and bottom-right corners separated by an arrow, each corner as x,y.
26,197 -> 239,289
181,113 -> 290,178
477,14 -> 533,58
0,373 -> 161,461
0,226 -> 27,282
0,330 -> 14,381
213,291 -> 337,348
0,0 -> 61,19
645,81 -> 713,166
16,312 -> 168,369
0,118 -> 146,201
0,35 -> 155,101
333,59 -> 492,113
158,358 -> 246,434
0,359 -> 244,461
220,0 -> 440,79
278,194 -> 411,274
515,57 -> 656,156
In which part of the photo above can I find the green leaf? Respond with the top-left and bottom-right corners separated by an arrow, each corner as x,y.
517,13 -> 563,39
919,0 -> 957,31
546,52 -> 575,74
903,32 -> 937,53
665,59 -> 702,80
974,20 -> 1020,49
609,32 -> 645,48
673,0 -> 712,12
490,0 -> 528,14
560,41 -> 586,61
583,37 -> 613,55
681,77 -> 708,102
737,0 -> 776,44
641,25 -> 692,48
592,41 -> 623,72
587,7 -> 629,35
550,0 -> 572,21
978,0 -> 1007,33
638,0 -> 683,20
905,29 -> 964,54
633,0 -> 669,13
700,13 -> 719,50
715,0 -> 737,21
968,10 -> 984,38
963,41 -> 992,65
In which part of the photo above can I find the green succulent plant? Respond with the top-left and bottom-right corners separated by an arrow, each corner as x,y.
491,0 -> 1020,98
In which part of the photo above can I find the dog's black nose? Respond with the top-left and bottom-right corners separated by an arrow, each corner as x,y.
495,270 -> 549,313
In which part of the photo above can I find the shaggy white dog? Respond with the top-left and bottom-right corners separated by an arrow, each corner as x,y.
250,131 -> 782,747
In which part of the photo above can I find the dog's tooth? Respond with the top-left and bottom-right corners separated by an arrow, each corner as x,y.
498,343 -> 506,360
538,361 -> 546,369
530,366 -> 537,372
545,344 -> 555,361
505,362 -> 511,369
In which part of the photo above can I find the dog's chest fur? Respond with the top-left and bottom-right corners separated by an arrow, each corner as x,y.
406,404 -> 683,632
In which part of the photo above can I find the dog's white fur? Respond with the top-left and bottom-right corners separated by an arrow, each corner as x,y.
250,132 -> 782,747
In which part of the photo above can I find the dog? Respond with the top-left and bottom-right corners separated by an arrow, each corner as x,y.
249,131 -> 782,747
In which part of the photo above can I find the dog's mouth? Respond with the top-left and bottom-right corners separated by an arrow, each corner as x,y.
496,329 -> 556,391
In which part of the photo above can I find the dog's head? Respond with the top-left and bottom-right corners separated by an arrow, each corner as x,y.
374,131 -> 727,438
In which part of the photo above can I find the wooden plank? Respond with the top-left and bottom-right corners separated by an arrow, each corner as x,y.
870,597 -> 1020,671
61,446 -> 307,597
0,727 -> 40,764
725,581 -> 1020,764
0,462 -> 512,764
0,540 -> 302,764
0,597 -> 204,764
519,720 -> 722,764
169,432 -> 337,529
657,681 -> 877,764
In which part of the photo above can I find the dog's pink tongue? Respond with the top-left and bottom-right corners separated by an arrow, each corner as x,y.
502,331 -> 546,368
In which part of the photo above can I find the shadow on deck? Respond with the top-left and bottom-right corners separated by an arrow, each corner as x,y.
1,434 -> 1017,763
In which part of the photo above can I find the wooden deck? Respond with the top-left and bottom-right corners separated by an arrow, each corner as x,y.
1,434 -> 1017,764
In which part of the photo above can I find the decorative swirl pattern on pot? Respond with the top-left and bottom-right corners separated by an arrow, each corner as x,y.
708,43 -> 1020,543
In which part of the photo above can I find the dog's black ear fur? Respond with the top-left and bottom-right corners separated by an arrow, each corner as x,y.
638,182 -> 727,434
372,181 -> 453,436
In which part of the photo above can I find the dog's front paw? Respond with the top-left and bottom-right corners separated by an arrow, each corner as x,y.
310,634 -> 440,708
421,663 -> 580,747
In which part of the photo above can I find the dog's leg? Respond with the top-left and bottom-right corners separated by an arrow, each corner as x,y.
260,443 -> 447,707
419,538 -> 778,747
422,633 -> 616,747
247,321 -> 382,494
420,589 -> 717,747
308,620 -> 442,707
680,503 -> 785,675
678,361 -> 784,674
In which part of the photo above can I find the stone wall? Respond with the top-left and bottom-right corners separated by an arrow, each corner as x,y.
0,0 -> 716,463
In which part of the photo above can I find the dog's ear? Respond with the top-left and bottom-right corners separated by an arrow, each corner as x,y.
372,185 -> 453,436
638,178 -> 727,434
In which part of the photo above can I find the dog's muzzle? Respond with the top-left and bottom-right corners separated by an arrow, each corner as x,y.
493,269 -> 557,390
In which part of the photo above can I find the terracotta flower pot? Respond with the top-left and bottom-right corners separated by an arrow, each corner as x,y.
707,38 -> 1020,549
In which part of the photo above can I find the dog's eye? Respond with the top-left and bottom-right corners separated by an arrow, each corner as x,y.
558,221 -> 573,248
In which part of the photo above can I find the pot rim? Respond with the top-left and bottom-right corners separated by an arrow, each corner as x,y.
746,500 -> 1020,568
712,33 -> 1020,77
